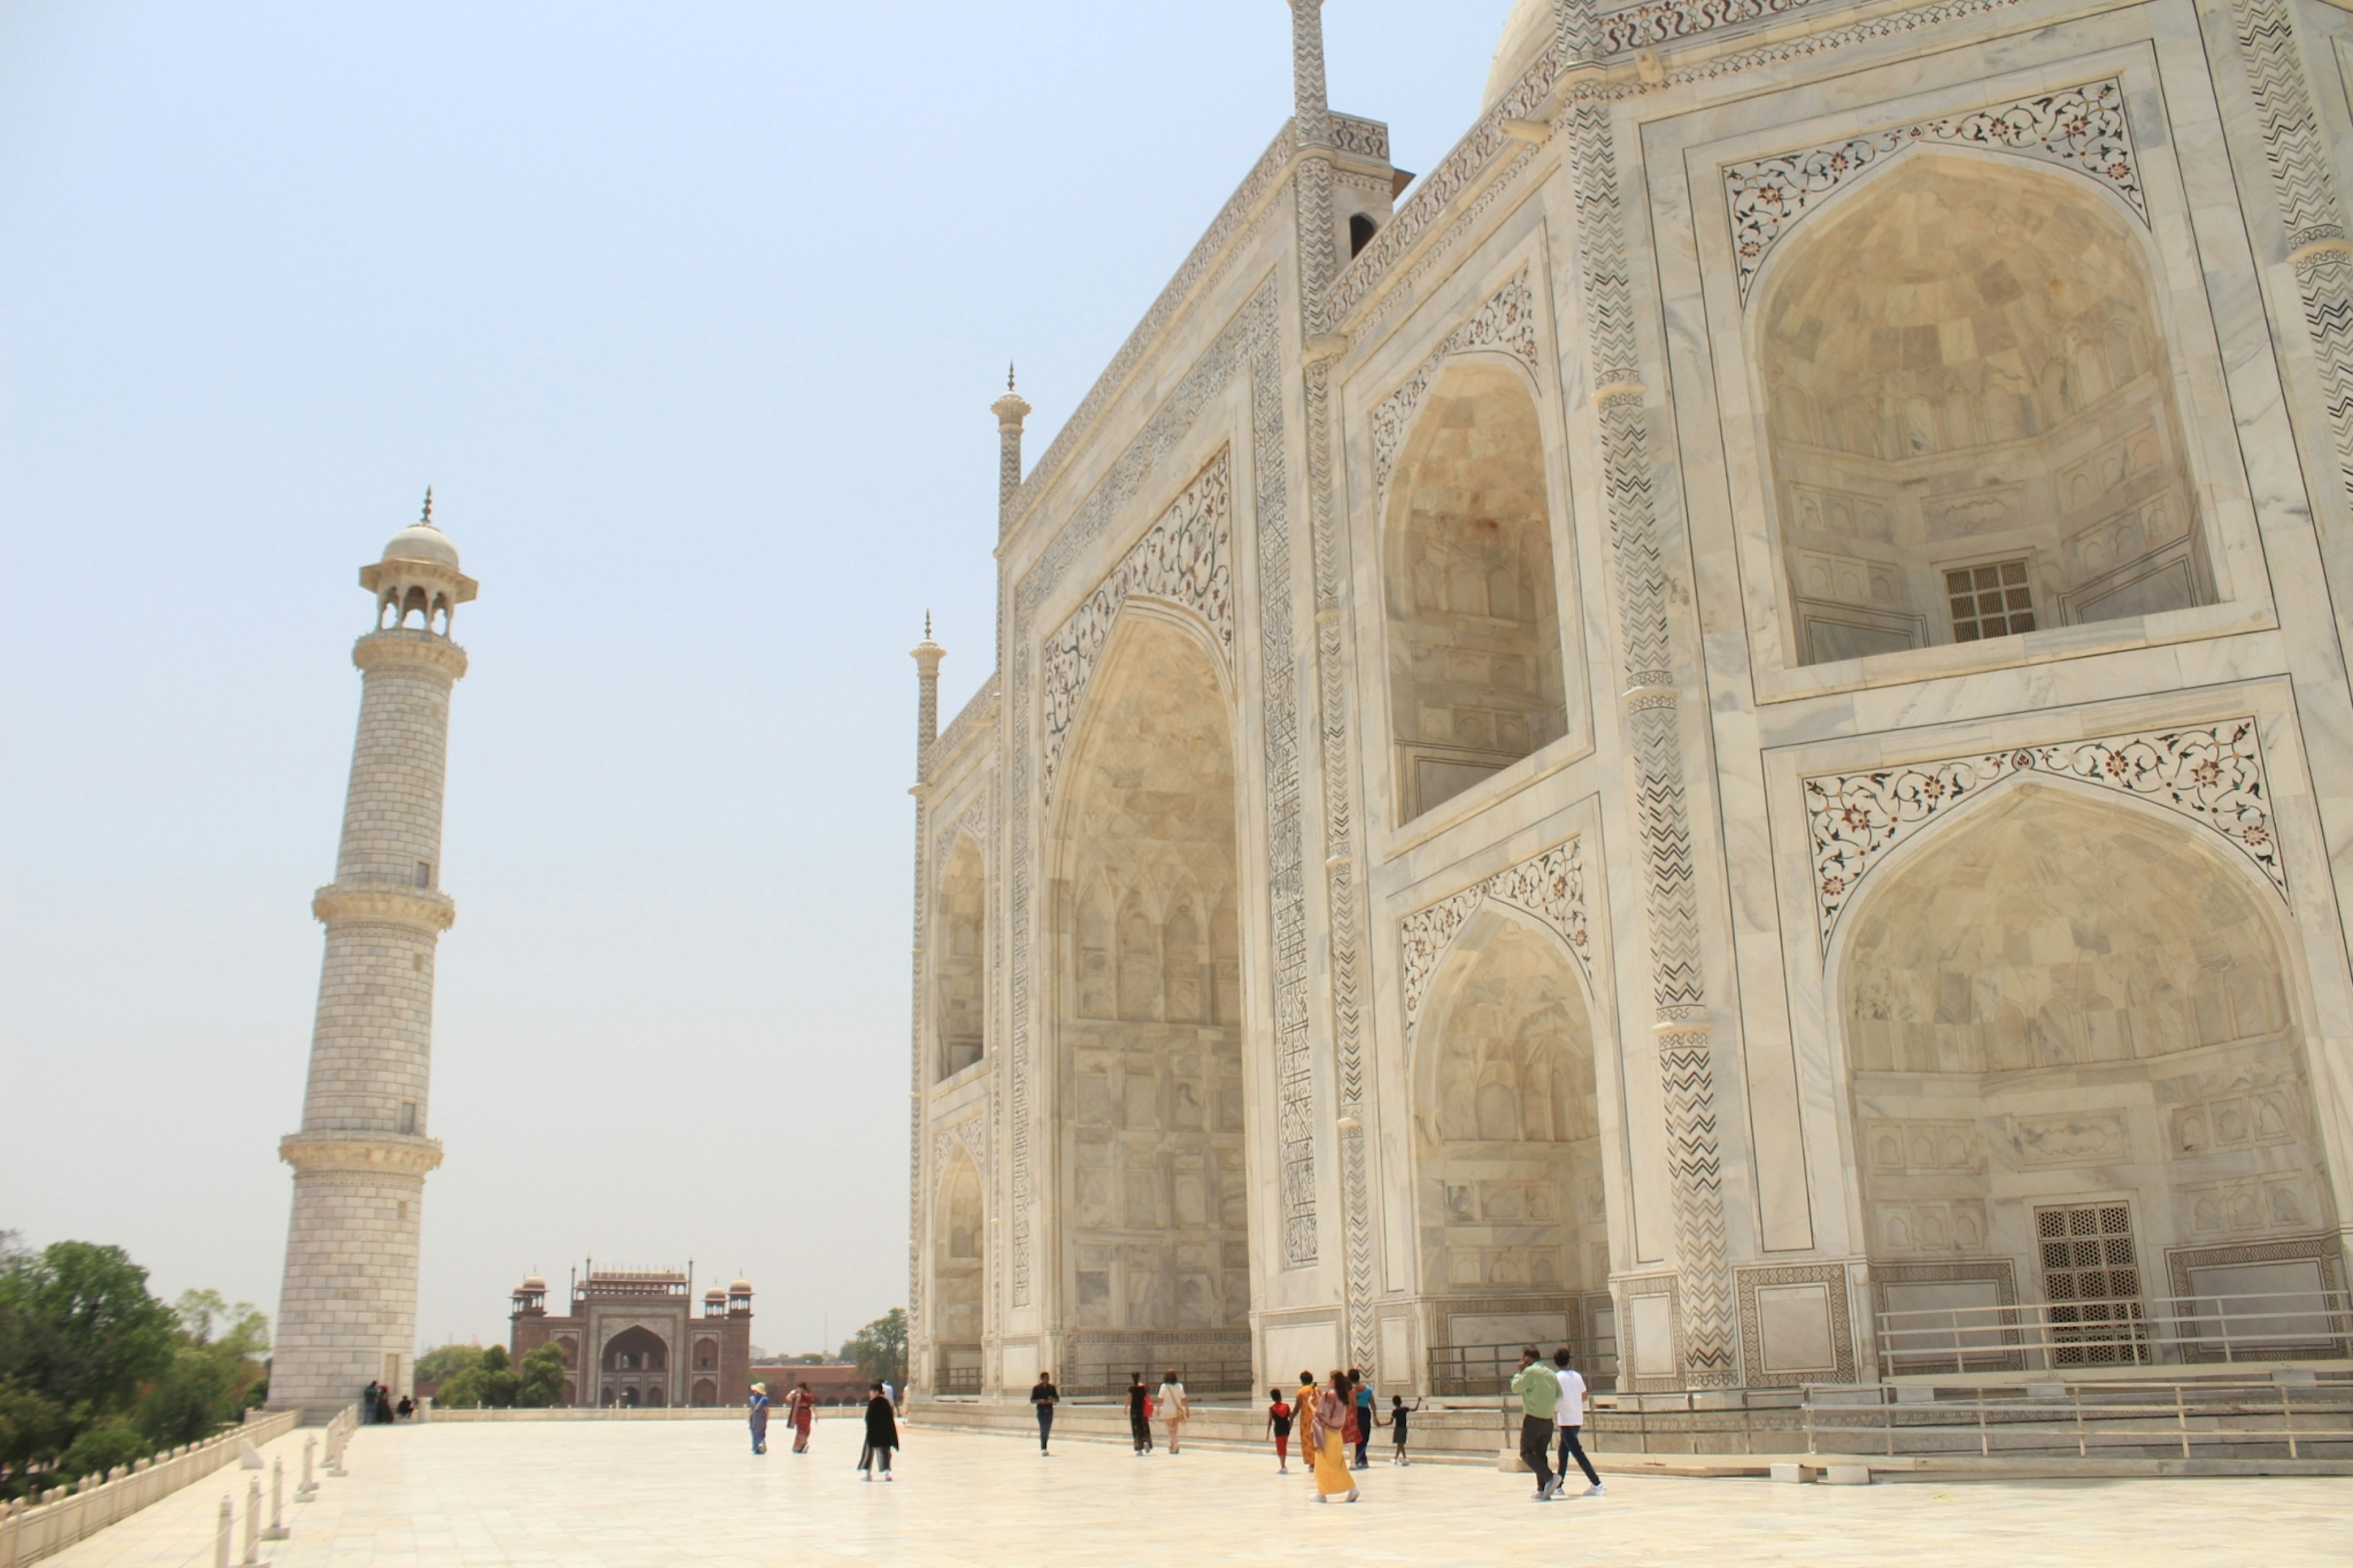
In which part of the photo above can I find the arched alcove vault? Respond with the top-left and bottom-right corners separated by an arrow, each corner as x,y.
1755,153 -> 2216,666
1382,357 -> 1571,819
1834,782 -> 2340,1367
1049,610 -> 1252,1363
1409,904 -> 1610,1366
933,1148 -> 985,1382
937,834 -> 987,1078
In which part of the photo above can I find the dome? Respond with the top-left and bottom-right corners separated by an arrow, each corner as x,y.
519,1274 -> 548,1293
703,1287 -> 727,1303
1485,0 -> 1552,107
728,1277 -> 753,1295
382,520 -> 460,570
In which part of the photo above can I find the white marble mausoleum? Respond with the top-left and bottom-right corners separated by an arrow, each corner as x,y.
905,0 -> 2353,1399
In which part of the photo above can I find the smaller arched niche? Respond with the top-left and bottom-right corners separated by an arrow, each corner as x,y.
1413,912 -> 1606,1324
934,1151 -> 985,1346
936,835 -> 986,1079
1385,358 -> 1571,820
1760,155 -> 2214,667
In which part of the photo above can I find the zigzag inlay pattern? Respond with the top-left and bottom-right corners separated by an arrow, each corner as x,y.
2230,0 -> 2353,550
1564,9 -> 1736,1385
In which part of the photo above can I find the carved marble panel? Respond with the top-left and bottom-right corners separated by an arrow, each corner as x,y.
1398,836 -> 1591,1039
1806,719 -> 2286,950
1726,78 -> 2146,302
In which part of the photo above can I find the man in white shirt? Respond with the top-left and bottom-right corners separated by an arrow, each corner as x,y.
1550,1349 -> 1604,1496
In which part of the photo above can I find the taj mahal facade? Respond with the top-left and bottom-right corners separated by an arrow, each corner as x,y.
903,0 -> 2353,1401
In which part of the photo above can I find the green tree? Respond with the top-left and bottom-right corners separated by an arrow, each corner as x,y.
514,1344 -> 567,1408
435,1344 -> 519,1410
413,1343 -> 487,1388
0,1241 -> 177,1425
839,1309 -> 907,1389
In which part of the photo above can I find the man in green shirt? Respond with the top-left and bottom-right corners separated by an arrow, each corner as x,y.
1509,1346 -> 1563,1499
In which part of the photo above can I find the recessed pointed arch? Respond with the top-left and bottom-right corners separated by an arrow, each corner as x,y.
1049,607 -> 1252,1369
1383,354 -> 1570,820
1410,903 -> 1609,1361
936,832 -> 987,1079
933,1146 -> 985,1351
1756,150 -> 2213,667
1832,782 -> 2338,1368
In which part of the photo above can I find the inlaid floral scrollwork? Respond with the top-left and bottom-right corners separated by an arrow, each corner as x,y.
1037,449 -> 1233,809
1726,78 -> 2145,302
1399,837 -> 1591,1037
1805,719 -> 2286,950
1370,270 -> 1543,513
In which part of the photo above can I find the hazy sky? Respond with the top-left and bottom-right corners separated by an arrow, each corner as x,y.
0,2 -> 1506,1358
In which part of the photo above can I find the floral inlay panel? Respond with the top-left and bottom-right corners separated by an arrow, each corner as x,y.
1805,719 -> 2286,950
1398,836 -> 1590,1038
1725,78 -> 2145,302
1037,448 -> 1234,809
1370,270 -> 1542,514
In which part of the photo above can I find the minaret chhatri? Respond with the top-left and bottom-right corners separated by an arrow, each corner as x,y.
271,492 -> 477,1414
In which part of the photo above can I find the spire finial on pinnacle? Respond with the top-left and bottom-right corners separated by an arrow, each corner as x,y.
1007,362 -> 1017,392
925,610 -> 933,639
420,486 -> 436,529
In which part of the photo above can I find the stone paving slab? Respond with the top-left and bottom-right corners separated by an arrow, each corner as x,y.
37,1416 -> 2352,1566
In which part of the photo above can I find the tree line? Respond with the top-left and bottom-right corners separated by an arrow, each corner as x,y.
0,1234 -> 269,1501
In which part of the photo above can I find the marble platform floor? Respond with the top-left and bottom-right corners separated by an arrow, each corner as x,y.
37,1416 -> 2350,1567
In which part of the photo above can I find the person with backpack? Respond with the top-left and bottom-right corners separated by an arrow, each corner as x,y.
747,1381 -> 771,1455
1265,1385 -> 1294,1474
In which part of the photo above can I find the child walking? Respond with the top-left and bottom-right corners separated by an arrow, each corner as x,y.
1384,1393 -> 1423,1464
1266,1386 -> 1294,1474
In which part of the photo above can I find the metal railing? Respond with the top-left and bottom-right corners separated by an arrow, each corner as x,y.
1802,1376 -> 2353,1460
1059,1357 -> 1255,1399
1876,1288 -> 2353,1380
1427,1335 -> 1618,1398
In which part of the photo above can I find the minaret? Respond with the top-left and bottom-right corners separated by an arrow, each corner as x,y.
911,612 -> 944,782
271,493 -> 477,1414
991,366 -> 1030,537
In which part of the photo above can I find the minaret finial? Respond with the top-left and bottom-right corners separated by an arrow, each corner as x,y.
925,610 -> 933,639
420,487 -> 435,528
1007,362 -> 1017,392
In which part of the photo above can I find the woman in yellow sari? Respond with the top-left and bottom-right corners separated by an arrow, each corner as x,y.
1309,1368 -> 1358,1502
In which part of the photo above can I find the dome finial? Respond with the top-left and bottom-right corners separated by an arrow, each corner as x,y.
420,486 -> 435,529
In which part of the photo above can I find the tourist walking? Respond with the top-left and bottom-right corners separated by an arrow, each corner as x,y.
1510,1346 -> 1562,1500
1350,1369 -> 1373,1469
748,1381 -> 771,1455
1385,1393 -> 1422,1465
1551,1349 -> 1604,1496
786,1382 -> 816,1453
858,1382 -> 898,1480
1266,1387 -> 1293,1474
1031,1371 -> 1059,1454
1296,1373 -> 1321,1494
1156,1369 -> 1190,1455
1126,1371 -> 1153,1454
1309,1368 -> 1358,1503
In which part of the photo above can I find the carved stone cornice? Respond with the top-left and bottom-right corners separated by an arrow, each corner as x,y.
352,629 -> 469,680
279,1132 -> 444,1177
313,884 -> 457,933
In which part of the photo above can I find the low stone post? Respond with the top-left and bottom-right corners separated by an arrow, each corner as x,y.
297,1436 -> 317,1500
213,1494 -> 232,1568
242,1476 -> 260,1564
264,1456 -> 290,1540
